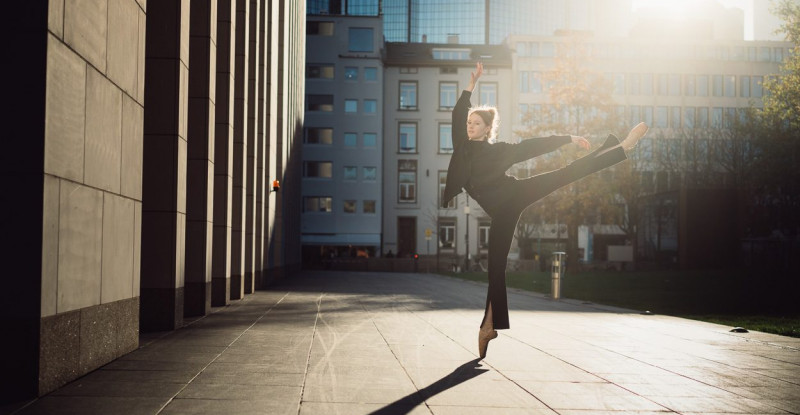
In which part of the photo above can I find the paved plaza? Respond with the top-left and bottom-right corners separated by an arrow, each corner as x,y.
8,271 -> 800,414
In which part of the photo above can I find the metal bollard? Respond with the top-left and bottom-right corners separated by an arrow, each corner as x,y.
551,252 -> 566,300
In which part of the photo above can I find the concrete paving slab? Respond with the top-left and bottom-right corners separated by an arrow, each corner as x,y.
12,270 -> 800,415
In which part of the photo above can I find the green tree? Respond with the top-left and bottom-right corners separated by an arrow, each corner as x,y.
514,34 -> 630,268
751,0 -> 800,235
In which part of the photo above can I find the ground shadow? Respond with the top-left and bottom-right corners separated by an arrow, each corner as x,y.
368,358 -> 488,415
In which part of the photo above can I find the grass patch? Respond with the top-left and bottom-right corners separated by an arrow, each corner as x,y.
442,269 -> 800,338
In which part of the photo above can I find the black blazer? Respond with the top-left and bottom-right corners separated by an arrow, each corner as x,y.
442,91 -> 571,208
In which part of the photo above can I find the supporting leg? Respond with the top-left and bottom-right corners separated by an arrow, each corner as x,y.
484,212 -> 518,330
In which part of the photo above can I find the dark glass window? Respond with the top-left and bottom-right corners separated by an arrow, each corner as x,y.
348,27 -> 374,52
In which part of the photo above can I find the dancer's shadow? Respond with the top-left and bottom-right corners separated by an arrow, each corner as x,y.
369,358 -> 488,415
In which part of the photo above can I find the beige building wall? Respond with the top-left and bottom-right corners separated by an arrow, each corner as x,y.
382,46 -> 513,262
2,0 -> 305,401
39,0 -> 145,395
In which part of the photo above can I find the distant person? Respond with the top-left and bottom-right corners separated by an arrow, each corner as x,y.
442,62 -> 648,359
385,250 -> 395,258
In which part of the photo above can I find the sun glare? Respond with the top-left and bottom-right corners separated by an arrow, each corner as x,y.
631,0 -> 701,20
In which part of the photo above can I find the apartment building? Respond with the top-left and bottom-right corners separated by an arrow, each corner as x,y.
303,15 -> 384,263
382,42 -> 513,262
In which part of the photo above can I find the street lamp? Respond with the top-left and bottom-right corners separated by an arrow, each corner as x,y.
464,198 -> 470,272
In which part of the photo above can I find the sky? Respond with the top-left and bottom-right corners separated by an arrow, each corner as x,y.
631,0 -> 782,40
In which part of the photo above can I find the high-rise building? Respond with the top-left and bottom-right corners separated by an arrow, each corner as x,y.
383,0 -> 633,44
303,15 -> 385,263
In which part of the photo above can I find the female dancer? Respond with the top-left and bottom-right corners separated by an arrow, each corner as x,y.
442,62 -> 648,358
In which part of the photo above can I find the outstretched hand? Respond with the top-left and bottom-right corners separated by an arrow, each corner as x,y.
467,62 -> 483,92
471,62 -> 484,84
571,135 -> 590,150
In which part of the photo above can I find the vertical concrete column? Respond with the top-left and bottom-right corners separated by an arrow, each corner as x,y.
230,0 -> 250,300
212,0 -> 236,306
244,0 -> 260,294
263,0 -> 280,285
254,0 -> 267,289
141,0 -> 191,331
185,0 -> 218,317
284,0 -> 304,271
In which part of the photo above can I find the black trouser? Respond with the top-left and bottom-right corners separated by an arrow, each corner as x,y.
480,134 -> 627,330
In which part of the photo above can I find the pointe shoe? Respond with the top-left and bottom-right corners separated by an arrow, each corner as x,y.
621,122 -> 649,151
478,328 -> 498,359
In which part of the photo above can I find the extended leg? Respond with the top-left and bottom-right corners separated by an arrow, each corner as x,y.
512,134 -> 627,211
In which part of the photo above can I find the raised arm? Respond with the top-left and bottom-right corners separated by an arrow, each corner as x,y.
452,62 -> 483,151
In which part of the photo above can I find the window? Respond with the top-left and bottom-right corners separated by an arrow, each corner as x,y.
305,128 -> 333,145
671,107 -> 681,129
399,67 -> 418,74
363,133 -> 377,147
629,73 -> 641,95
363,166 -> 377,181
683,107 -> 695,129
643,106 -> 654,126
724,75 -> 736,97
439,124 -> 453,154
363,200 -> 376,214
364,67 -> 377,81
304,161 -> 332,178
723,107 -> 735,128
519,71 -> 529,93
343,166 -> 357,181
398,159 -> 417,203
479,222 -> 490,249
432,48 -> 471,60
641,74 -> 653,95
669,74 -> 680,96
439,82 -> 457,109
364,99 -> 377,114
344,66 -> 358,80
306,64 -> 334,79
344,99 -> 358,113
655,106 -> 668,128
343,200 -> 356,214
658,74 -> 668,95
344,133 -> 357,147
752,76 -> 763,97
712,75 -> 723,96
629,105 -> 641,125
712,107 -> 723,128
307,21 -> 334,36
684,74 -> 695,96
438,218 -> 456,249
304,196 -> 332,212
740,75 -> 750,97
399,81 -> 417,110
480,83 -> 497,106
348,27 -> 373,52
399,123 -> 417,153
439,171 -> 454,208
698,107 -> 709,128
307,94 -> 333,111
774,47 -> 784,62
759,46 -> 771,62
696,75 -> 708,96
613,73 -> 625,95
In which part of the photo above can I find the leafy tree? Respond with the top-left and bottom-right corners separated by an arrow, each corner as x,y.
749,0 -> 800,236
514,34 -> 632,267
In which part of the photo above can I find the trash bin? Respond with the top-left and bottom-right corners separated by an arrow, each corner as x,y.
551,251 -> 566,300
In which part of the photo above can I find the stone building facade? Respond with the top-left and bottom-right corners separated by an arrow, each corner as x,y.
2,0 -> 305,401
